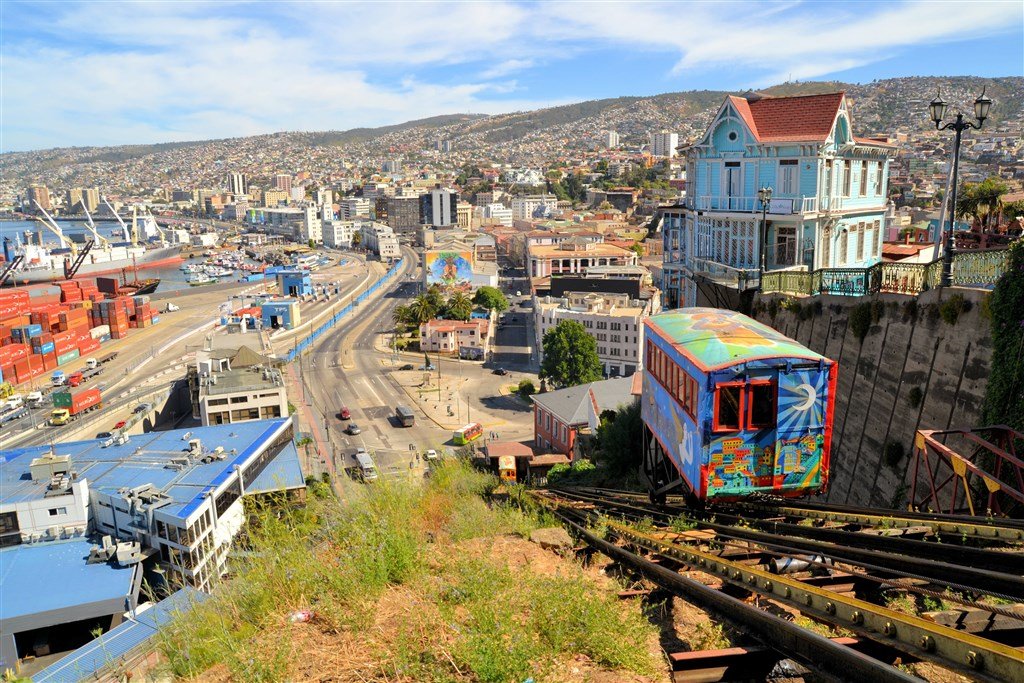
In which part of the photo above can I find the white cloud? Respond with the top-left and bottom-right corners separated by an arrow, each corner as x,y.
2,0 -> 1020,150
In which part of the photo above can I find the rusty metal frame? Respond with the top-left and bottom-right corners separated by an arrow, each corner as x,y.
909,426 -> 1024,517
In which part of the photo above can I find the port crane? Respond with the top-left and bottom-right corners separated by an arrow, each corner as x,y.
102,197 -> 133,242
80,204 -> 111,248
32,199 -> 96,279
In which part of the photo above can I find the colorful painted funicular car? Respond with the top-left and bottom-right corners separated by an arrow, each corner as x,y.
640,308 -> 837,505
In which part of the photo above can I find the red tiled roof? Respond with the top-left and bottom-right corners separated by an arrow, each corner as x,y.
728,92 -> 845,143
485,441 -> 535,458
530,453 -> 571,466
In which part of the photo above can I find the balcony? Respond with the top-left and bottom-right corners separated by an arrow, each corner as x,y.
690,257 -> 760,291
695,196 -> 819,214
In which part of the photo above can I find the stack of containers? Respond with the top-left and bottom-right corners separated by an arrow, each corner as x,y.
93,299 -> 131,339
130,295 -> 157,328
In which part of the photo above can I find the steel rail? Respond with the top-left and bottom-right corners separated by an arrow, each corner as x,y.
550,488 -> 1024,599
546,507 -> 920,683
535,494 -> 1024,682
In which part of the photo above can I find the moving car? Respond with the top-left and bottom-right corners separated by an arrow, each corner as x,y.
96,431 -> 113,440
424,449 -> 438,461
352,451 -> 378,482
338,407 -> 351,420
398,364 -> 414,371
417,364 -> 436,371
492,368 -> 508,376
133,402 -> 153,414
114,420 -> 127,430
345,423 -> 362,435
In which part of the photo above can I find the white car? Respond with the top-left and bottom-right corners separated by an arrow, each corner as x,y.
425,449 -> 438,461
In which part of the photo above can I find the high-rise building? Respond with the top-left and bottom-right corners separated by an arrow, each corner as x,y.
456,201 -> 473,230
27,185 -> 51,211
261,189 -> 289,208
649,131 -> 679,158
382,158 -> 403,174
273,174 -> 293,193
340,197 -> 370,219
227,172 -> 248,196
603,130 -> 620,148
386,195 -> 422,234
420,186 -> 456,227
66,188 -> 98,213
511,194 -> 558,220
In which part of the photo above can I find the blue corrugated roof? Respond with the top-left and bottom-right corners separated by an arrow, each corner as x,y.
246,442 -> 305,494
0,538 -> 137,621
32,587 -> 207,683
0,419 -> 291,523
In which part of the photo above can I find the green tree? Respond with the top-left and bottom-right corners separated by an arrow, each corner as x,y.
472,286 -> 509,313
595,400 -> 643,474
393,304 -> 413,329
407,293 -> 437,324
629,243 -> 645,258
541,320 -> 603,388
1001,200 -> 1024,221
425,284 -> 445,312
308,239 -> 316,249
956,176 -> 1009,231
351,231 -> 362,247
982,240 -> 1024,432
444,292 -> 473,321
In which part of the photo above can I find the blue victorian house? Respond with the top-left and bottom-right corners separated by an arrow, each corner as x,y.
662,91 -> 894,308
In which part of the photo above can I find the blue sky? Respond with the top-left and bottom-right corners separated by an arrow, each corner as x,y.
2,0 -> 1021,152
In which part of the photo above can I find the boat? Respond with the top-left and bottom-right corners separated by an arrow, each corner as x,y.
187,273 -> 217,286
1,201 -> 182,286
116,257 -> 161,296
205,266 -> 234,278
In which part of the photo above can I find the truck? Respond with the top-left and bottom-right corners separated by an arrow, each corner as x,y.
97,352 -> 119,365
395,405 -> 415,427
67,372 -> 84,388
85,358 -> 98,370
51,370 -> 66,387
49,387 -> 102,425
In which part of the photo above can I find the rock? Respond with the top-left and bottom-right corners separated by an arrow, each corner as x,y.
530,527 -> 573,552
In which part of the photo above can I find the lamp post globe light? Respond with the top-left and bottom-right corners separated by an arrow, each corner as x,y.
757,186 -> 773,288
929,88 -> 992,287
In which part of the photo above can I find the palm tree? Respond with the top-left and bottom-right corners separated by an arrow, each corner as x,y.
407,294 -> 437,324
445,292 -> 473,321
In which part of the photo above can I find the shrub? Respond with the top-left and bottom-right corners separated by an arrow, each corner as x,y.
848,302 -> 873,341
516,378 -> 536,398
813,299 -> 823,316
939,293 -> 971,325
781,298 -> 802,313
884,440 -> 905,468
766,298 -> 780,320
871,299 -> 886,323
907,386 -> 923,409
902,300 -> 918,323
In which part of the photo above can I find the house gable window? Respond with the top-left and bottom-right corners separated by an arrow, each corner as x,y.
842,161 -> 852,197
859,162 -> 868,197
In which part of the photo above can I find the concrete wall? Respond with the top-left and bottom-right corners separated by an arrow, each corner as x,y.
753,287 -> 992,508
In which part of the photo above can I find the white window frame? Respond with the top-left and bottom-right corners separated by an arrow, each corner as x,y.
778,159 -> 799,195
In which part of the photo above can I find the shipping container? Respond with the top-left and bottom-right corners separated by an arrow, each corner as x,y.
51,386 -> 102,413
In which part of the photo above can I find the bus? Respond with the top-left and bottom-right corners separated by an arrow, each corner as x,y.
453,422 -> 483,445
395,405 -> 415,427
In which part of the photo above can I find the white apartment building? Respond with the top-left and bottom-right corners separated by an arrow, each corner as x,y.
322,220 -> 359,248
534,291 -> 650,378
297,206 -> 322,243
603,130 -> 620,148
482,203 -> 513,226
511,194 -> 559,220
360,221 -> 401,260
192,359 -> 289,427
340,197 -> 371,219
649,130 -> 679,158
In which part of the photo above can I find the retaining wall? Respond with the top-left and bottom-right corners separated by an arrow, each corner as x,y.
753,287 -> 993,508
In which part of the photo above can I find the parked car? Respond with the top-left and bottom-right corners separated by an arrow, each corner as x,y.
113,420 -> 127,430
418,364 -> 436,371
398,364 -> 414,371
424,449 -> 438,461
345,423 -> 362,435
96,431 -> 113,440
133,402 -> 153,414
492,368 -> 508,376
339,407 -> 351,420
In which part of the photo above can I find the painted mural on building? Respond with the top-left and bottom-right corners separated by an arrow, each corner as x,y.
426,251 -> 473,287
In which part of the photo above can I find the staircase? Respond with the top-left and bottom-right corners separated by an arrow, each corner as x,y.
0,254 -> 25,286
63,240 -> 94,279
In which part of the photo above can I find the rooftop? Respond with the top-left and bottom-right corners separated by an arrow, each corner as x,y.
647,308 -> 829,372
0,418 -> 294,522
728,92 -> 846,143
531,376 -> 635,426
201,365 -> 285,396
0,537 -> 139,623
528,242 -> 633,258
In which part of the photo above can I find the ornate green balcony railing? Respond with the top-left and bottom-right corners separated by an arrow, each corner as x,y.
760,245 -> 1013,297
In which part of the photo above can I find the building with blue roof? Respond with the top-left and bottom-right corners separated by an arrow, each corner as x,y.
0,417 -> 305,673
32,587 -> 207,683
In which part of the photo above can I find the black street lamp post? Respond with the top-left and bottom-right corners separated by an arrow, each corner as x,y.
757,186 -> 773,288
929,89 -> 992,287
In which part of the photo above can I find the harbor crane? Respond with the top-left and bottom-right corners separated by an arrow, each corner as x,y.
101,196 -> 132,242
80,204 -> 110,248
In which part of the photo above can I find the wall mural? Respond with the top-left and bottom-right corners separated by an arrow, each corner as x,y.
425,251 -> 473,287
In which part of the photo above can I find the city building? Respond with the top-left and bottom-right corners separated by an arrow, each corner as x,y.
663,91 -> 894,308
273,173 -> 293,193
360,221 -> 401,260
322,219 -> 358,248
419,318 -> 490,357
649,130 -> 679,158
297,206 -> 322,243
531,376 -> 635,457
456,201 -> 473,230
420,186 -> 457,227
481,203 -> 513,227
527,237 -> 637,279
227,172 -> 247,196
26,185 -> 50,211
511,194 -> 558,220
65,187 -> 100,213
340,197 -> 370,219
423,238 -> 499,290
534,291 -> 651,377
603,130 -> 620,148
382,158 -> 403,174
188,347 -> 289,426
261,189 -> 289,208
385,195 -> 421,234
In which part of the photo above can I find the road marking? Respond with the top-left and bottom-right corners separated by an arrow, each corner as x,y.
360,377 -> 383,405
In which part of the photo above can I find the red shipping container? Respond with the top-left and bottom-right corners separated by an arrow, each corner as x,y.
42,352 -> 57,371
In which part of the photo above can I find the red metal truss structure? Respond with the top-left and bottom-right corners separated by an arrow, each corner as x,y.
909,426 -> 1024,517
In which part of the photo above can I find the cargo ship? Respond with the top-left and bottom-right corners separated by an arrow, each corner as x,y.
1,200 -> 182,286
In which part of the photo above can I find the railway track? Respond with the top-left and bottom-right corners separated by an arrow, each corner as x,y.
531,487 -> 1024,682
